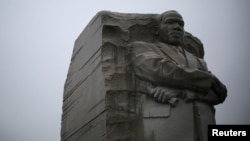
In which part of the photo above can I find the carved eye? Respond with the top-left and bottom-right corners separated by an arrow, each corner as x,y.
164,19 -> 184,27
164,20 -> 174,24
178,21 -> 184,27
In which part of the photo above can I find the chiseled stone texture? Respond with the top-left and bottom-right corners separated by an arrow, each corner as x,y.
61,11 -> 157,141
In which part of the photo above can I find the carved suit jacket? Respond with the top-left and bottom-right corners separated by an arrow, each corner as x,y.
130,41 -> 213,95
128,41 -> 227,141
129,41 -> 227,104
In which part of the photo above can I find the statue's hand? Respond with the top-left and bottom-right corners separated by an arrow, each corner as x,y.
150,86 -> 182,106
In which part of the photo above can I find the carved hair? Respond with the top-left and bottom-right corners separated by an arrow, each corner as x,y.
155,10 -> 181,24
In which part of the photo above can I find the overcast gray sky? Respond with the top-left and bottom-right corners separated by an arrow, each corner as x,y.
0,0 -> 249,141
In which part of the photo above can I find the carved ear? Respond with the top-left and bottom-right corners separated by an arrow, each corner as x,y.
154,26 -> 159,36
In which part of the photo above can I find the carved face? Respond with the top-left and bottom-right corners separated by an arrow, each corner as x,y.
158,11 -> 184,45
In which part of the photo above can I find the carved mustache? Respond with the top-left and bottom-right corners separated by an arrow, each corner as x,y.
169,31 -> 183,36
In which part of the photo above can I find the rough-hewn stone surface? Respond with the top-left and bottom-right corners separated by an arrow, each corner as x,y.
61,11 -> 157,141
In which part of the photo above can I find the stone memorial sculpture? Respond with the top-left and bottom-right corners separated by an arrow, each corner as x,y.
61,10 -> 227,141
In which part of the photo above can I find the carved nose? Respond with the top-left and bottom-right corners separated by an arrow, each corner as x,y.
173,23 -> 183,31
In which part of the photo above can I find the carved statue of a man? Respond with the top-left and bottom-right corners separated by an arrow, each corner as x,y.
129,10 -> 227,141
